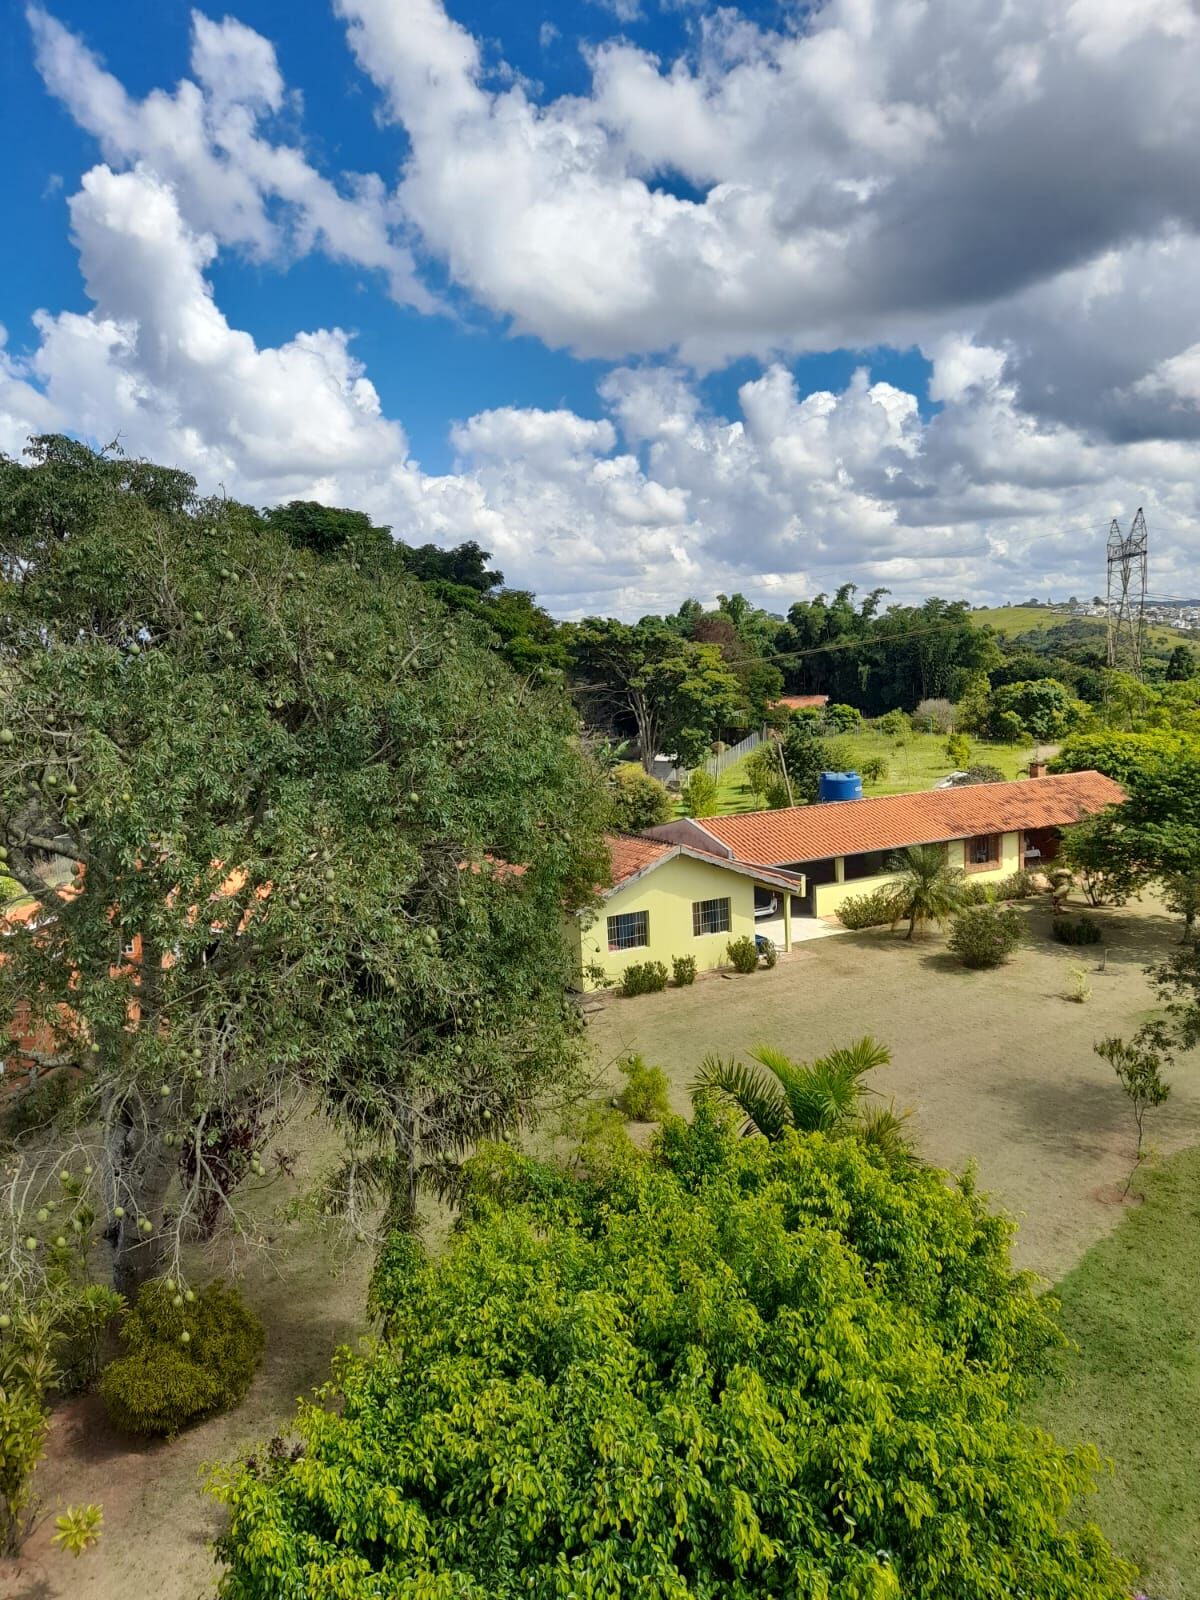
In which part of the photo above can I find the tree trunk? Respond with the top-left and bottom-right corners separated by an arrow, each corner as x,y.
105,1101 -> 175,1298
631,691 -> 658,775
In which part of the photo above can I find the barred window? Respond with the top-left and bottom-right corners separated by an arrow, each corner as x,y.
607,910 -> 649,951
692,896 -> 732,937
968,834 -> 999,865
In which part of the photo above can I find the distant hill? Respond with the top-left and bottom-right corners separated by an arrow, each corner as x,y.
972,606 -> 1189,650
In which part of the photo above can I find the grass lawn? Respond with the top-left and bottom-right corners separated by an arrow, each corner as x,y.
834,725 -> 1032,796
692,727 -> 1036,817
1028,1146 -> 1200,1600
587,893 -> 1200,1278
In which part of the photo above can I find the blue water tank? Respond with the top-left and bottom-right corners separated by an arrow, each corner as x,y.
818,770 -> 864,804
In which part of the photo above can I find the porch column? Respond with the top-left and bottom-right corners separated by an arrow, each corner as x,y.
834,855 -> 845,884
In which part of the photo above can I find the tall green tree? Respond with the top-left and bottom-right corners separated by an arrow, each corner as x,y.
0,439 -> 606,1293
988,679 -> 1088,743
1059,749 -> 1200,896
261,500 -> 391,561
1165,644 -> 1196,682
212,1109 -> 1135,1599
569,618 -> 744,770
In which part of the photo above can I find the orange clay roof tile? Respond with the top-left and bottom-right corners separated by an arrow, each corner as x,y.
604,832 -> 676,888
690,771 -> 1125,864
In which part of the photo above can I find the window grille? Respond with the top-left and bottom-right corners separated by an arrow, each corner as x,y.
692,897 -> 732,937
607,910 -> 649,951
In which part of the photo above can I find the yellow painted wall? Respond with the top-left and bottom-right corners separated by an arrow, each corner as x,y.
811,831 -> 1022,918
574,854 -> 771,989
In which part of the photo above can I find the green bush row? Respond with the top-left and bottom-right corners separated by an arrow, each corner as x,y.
621,960 -> 669,996
836,887 -> 899,929
1052,915 -> 1102,946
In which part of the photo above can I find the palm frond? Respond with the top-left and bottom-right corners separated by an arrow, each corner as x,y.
692,1053 -> 791,1139
854,1102 -> 920,1170
816,1036 -> 892,1079
746,1046 -> 832,1133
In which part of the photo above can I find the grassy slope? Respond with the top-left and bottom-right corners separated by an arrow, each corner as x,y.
834,726 -> 1029,796
1028,1147 -> 1200,1600
974,605 -> 1186,649
688,727 -> 1033,816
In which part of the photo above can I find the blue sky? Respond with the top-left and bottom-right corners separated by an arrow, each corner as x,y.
2,0 -> 1199,616
3,0 -> 938,474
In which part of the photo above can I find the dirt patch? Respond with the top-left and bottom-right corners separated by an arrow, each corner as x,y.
587,895 -> 1200,1282
1091,1182 -> 1144,1207
0,1126 -> 372,1600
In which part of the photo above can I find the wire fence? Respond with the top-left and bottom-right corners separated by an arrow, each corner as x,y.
655,727 -> 765,787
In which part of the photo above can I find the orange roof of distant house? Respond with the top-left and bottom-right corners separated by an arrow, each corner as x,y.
684,772 -> 1125,865
774,694 -> 829,711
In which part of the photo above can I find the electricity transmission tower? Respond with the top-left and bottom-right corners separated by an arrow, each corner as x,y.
1105,507 -> 1148,678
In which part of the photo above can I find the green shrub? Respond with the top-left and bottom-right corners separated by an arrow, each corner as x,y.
876,709 -> 910,743
994,868 -> 1036,899
607,763 -> 672,831
214,1113 -> 1137,1600
1052,915 -> 1102,946
100,1280 -> 265,1437
671,955 -> 696,987
760,939 -> 778,969
858,755 -> 888,785
945,732 -> 971,766
615,1054 -> 671,1122
948,904 -> 1023,969
958,879 -> 996,906
824,703 -> 862,732
679,769 -> 719,818
726,936 -> 759,974
621,961 -> 668,997
836,887 -> 899,929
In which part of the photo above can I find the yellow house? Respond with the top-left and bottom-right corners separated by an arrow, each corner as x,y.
571,834 -> 803,990
644,771 -> 1125,925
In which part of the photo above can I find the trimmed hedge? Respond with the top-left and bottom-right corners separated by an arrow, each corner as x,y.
836,887 -> 899,929
1052,915 -> 1102,946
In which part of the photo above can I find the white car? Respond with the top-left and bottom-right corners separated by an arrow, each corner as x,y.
933,770 -> 970,789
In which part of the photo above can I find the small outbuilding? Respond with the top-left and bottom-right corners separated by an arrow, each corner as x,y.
571,833 -> 802,990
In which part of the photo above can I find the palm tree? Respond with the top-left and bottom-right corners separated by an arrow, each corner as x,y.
693,1038 -> 913,1163
888,843 -> 964,939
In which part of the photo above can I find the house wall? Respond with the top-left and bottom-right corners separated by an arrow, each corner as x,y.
574,854 -> 771,990
808,830 -> 1023,919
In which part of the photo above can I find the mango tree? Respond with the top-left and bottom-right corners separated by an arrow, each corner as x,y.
0,437 -> 607,1294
